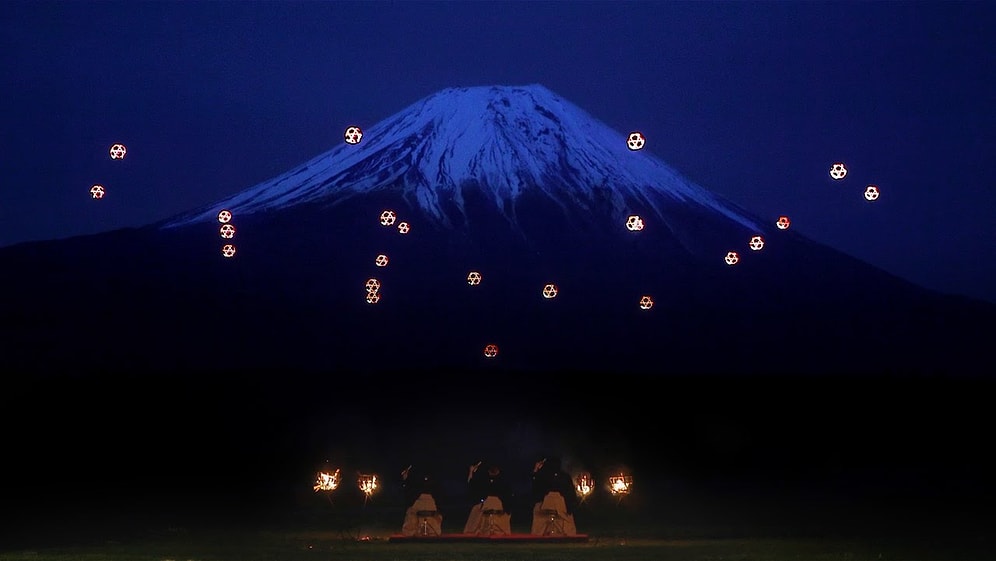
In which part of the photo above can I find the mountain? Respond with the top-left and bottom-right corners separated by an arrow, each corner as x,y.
162,84 -> 761,245
2,84 -> 993,378
3,84 -> 996,538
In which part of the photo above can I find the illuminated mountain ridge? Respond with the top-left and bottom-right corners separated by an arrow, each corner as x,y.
161,84 -> 761,242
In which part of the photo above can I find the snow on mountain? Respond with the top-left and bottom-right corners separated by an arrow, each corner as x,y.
160,84 -> 762,234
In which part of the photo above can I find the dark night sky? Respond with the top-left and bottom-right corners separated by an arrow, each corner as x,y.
4,3 -> 996,542
2,0 -> 994,304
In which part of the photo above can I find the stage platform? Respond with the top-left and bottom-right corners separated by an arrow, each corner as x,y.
387,533 -> 590,543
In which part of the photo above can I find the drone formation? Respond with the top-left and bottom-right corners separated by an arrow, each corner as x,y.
216,208 -> 238,258
87,127 -> 880,360
88,143 -> 129,199
829,161 -> 881,201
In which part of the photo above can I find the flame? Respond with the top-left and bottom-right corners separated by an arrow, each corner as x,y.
358,473 -> 379,496
314,469 -> 341,492
608,474 -> 633,495
575,472 -> 594,499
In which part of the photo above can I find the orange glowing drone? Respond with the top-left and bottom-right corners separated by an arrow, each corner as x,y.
109,143 -> 127,160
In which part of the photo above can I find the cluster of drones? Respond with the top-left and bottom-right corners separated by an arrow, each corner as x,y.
216,209 -> 237,258
829,161 -> 881,201
88,143 -> 127,199
87,127 -> 878,360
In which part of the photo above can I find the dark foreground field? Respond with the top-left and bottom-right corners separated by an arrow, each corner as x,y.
3,370 -> 995,559
1,513 -> 995,561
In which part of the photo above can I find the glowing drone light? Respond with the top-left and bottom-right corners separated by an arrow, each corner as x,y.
776,216 -> 791,230
829,162 -> 847,180
365,278 -> 381,293
639,295 -> 654,310
221,244 -> 237,258
467,271 -> 482,286
864,185 -> 880,201
625,215 -> 644,231
314,469 -> 341,493
626,131 -> 646,151
108,143 -> 127,160
608,474 -> 633,495
217,209 -> 232,224
749,235 -> 764,251
375,254 -> 389,267
366,292 -> 380,304
483,343 -> 499,358
344,126 -> 363,145
89,184 -> 105,199
397,221 -> 410,234
575,472 -> 594,501
542,283 -> 558,299
379,210 -> 396,226
220,224 -> 236,239
725,251 -> 739,265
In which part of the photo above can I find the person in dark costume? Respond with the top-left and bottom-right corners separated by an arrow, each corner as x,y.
462,460 -> 513,534
529,456 -> 578,535
400,464 -> 444,536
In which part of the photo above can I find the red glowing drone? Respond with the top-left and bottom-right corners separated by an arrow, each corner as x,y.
344,126 -> 363,145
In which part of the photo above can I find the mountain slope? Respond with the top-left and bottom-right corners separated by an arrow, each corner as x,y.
161,84 -> 762,256
1,85 -> 993,377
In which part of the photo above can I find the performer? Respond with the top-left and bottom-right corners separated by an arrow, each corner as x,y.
400,464 -> 443,536
529,456 -> 578,535
462,460 -> 513,534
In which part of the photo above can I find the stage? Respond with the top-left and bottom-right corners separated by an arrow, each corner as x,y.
387,533 -> 590,543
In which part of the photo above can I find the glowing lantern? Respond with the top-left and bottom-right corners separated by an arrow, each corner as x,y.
108,143 -> 127,160
639,295 -> 654,310
366,293 -> 380,304
749,235 -> 764,251
575,472 -> 594,501
375,254 -> 389,267
608,474 -> 633,495
365,278 -> 381,293
357,474 -> 379,502
776,216 -> 791,230
467,271 -> 482,286
725,251 -> 739,265
542,283 -> 558,299
626,131 -> 646,151
217,209 -> 232,224
483,343 -> 499,358
314,468 -> 341,493
221,244 -> 236,258
344,126 -> 363,145
379,210 -> 396,226
220,224 -> 236,239
864,185 -> 880,201
398,221 -> 410,234
625,215 -> 644,231
89,184 -> 105,199
829,162 -> 847,180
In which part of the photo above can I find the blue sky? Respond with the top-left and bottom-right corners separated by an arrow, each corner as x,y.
2,0 -> 994,303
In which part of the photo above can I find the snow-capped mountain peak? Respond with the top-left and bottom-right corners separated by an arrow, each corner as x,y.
161,84 -> 761,234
